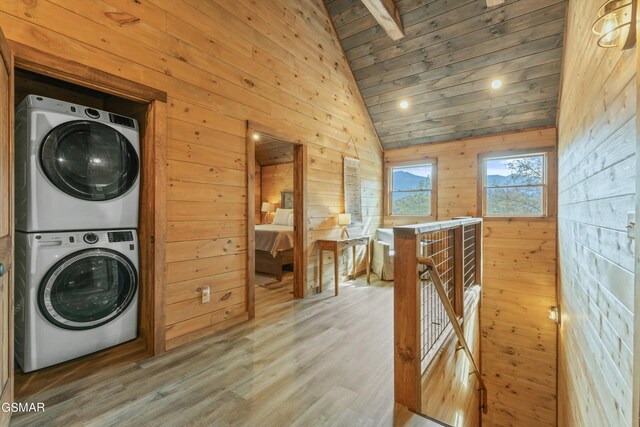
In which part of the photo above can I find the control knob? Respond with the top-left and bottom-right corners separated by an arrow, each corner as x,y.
85,108 -> 100,119
83,233 -> 99,244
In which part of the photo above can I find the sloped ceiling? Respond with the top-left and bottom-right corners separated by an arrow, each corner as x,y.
325,0 -> 566,148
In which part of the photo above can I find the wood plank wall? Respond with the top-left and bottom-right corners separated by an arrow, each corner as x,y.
0,0 -> 383,350
556,1 -> 636,425
261,163 -> 294,211
384,128 -> 558,426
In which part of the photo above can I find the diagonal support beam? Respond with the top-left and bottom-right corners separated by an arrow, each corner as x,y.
361,0 -> 404,40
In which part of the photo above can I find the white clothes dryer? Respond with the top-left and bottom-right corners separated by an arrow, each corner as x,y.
14,229 -> 139,372
15,95 -> 140,232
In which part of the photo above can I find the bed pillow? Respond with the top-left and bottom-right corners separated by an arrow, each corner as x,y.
287,212 -> 294,226
273,208 -> 293,225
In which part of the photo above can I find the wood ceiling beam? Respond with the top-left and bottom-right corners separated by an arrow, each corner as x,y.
361,0 -> 404,41
486,0 -> 506,7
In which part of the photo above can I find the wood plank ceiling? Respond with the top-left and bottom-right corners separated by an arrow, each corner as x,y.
325,0 -> 566,148
255,137 -> 294,166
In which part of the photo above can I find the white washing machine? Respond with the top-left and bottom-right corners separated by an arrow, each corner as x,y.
15,95 -> 140,232
14,229 -> 139,372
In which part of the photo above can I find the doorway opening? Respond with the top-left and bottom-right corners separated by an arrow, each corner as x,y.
247,122 -> 307,318
10,62 -> 166,398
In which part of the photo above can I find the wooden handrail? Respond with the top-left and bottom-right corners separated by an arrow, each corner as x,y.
418,257 -> 488,414
393,218 -> 482,238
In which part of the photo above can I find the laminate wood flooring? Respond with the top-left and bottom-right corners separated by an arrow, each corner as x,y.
11,276 -> 440,426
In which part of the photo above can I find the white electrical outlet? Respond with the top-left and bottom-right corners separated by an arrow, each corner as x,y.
201,286 -> 211,303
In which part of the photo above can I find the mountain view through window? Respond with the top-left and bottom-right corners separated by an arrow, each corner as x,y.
484,154 -> 545,216
391,164 -> 433,215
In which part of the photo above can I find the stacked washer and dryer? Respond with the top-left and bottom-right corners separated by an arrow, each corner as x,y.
14,95 -> 141,372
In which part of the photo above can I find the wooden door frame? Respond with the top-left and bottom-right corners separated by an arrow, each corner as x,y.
246,121 -> 307,318
8,42 -> 168,356
0,27 -> 14,426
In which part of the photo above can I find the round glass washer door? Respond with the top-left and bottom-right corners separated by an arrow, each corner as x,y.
38,248 -> 137,330
40,120 -> 139,201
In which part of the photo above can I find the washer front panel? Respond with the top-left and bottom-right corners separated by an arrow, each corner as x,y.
38,248 -> 137,330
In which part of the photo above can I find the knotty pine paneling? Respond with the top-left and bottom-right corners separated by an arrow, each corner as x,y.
556,0 -> 636,425
384,127 -> 558,426
261,163 -> 294,211
0,0 -> 383,350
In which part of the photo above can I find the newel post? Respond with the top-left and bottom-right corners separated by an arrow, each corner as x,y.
393,228 -> 422,412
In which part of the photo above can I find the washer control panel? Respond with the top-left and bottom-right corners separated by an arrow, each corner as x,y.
31,230 -> 137,248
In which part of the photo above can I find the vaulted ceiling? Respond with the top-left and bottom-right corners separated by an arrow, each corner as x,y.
325,0 -> 566,149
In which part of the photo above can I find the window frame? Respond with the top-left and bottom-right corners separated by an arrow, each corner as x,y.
478,147 -> 556,219
386,159 -> 438,220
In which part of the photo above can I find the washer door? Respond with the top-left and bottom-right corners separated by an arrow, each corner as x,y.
38,248 -> 137,330
40,120 -> 139,201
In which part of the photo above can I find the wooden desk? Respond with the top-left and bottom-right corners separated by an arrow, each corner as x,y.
318,236 -> 370,296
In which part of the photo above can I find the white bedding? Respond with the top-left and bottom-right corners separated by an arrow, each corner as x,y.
255,224 -> 294,257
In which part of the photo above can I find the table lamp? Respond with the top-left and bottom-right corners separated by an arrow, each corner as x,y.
338,213 -> 351,239
261,202 -> 275,223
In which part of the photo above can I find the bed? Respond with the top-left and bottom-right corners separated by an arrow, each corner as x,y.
255,223 -> 294,280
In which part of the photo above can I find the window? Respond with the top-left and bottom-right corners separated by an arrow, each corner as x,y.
389,162 -> 436,216
481,152 -> 547,217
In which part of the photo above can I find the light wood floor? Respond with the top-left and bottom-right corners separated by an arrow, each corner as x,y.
11,275 -> 440,427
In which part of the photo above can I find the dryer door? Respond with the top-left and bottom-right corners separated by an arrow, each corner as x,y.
40,120 -> 139,201
38,248 -> 138,330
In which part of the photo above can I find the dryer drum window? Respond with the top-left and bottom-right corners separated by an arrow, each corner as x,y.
40,120 -> 139,201
38,248 -> 138,330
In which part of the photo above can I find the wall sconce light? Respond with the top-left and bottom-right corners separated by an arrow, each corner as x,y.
548,305 -> 561,324
592,0 -> 637,49
261,201 -> 275,222
338,213 -> 351,239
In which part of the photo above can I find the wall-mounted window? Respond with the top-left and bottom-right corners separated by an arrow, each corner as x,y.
480,152 -> 549,217
388,161 -> 437,217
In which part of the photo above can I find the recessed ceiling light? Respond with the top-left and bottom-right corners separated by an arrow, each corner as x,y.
491,79 -> 503,89
399,100 -> 409,109
252,132 -> 260,141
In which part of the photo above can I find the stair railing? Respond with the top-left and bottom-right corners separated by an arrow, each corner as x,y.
418,256 -> 487,414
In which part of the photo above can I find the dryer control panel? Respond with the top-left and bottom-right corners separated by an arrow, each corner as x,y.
107,231 -> 135,242
21,95 -> 139,130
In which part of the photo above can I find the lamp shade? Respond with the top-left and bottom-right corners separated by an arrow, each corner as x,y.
261,202 -> 275,213
338,213 -> 352,226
